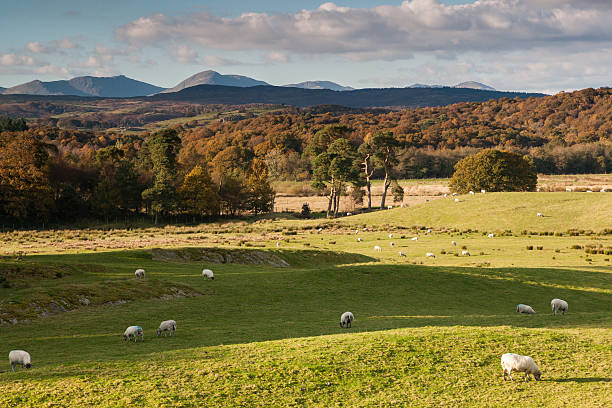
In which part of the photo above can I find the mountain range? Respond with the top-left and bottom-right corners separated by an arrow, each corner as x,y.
2,70 -> 500,97
1,75 -> 165,97
408,81 -> 496,91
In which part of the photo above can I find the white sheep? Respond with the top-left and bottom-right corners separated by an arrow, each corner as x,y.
537,212 -> 543,217
363,227 -> 368,231
501,353 -> 541,382
357,237 -> 363,242
399,251 -> 406,257
461,250 -> 471,256
8,350 -> 31,371
487,233 -> 495,238
135,269 -> 145,279
374,245 -> 382,252
157,320 -> 177,337
481,189 -> 486,194
452,192 -> 457,196
454,198 -> 461,202
123,326 -> 144,342
355,229 -> 359,234
340,311 -> 354,328
388,233 -> 393,238
411,237 -> 419,241
426,252 -> 435,258
317,227 -> 323,233
426,228 -> 432,233
551,298 -> 568,315
202,269 -> 215,280
469,191 -> 475,195
565,187 -> 572,192
347,212 -> 352,216
443,193 -> 448,198
451,241 -> 457,246
276,241 -> 280,247
390,242 -> 395,247
516,304 -> 536,314
387,205 -> 393,209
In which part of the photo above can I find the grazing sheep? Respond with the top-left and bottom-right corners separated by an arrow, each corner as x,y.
363,227 -> 368,231
481,189 -> 486,194
355,229 -> 360,234
387,205 -> 393,209
516,304 -> 536,314
346,212 -> 352,216
501,353 -> 541,382
388,233 -> 393,238
451,241 -> 457,246
357,237 -> 363,242
551,298 -> 568,315
157,320 -> 177,337
469,191 -> 475,195
537,212 -> 543,217
123,326 -> 144,342
488,233 -> 495,238
340,311 -> 354,328
374,245 -> 382,252
390,242 -> 395,247
426,252 -> 436,258
452,192 -> 457,196
399,251 -> 407,257
8,350 -> 31,371
461,250 -> 471,256
202,269 -> 215,280
565,187 -> 572,192
427,229 -> 432,233
454,198 -> 461,202
411,237 -> 419,241
318,227 -> 323,233
135,269 -> 145,279
276,241 -> 280,247
443,193 -> 448,198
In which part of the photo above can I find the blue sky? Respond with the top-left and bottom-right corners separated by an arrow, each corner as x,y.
2,1 -> 612,93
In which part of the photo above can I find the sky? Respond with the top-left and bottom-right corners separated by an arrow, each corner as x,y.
1,0 -> 612,93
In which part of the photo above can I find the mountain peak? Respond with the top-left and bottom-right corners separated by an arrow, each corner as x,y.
283,80 -> 354,91
161,70 -> 269,93
454,81 -> 495,91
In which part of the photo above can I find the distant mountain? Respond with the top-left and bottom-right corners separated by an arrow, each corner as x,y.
408,81 -> 496,91
0,87 -> 5,93
454,81 -> 496,91
2,75 -> 165,97
408,83 -> 445,88
283,81 -> 354,91
151,84 -> 544,108
161,70 -> 269,93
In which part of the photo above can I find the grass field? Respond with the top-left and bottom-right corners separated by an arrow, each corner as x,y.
0,192 -> 610,406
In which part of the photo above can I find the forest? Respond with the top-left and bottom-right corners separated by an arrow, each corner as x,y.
0,87 -> 611,224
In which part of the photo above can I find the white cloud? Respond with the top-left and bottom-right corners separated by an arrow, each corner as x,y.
26,42 -> 47,53
0,53 -> 35,66
202,55 -> 242,67
171,44 -> 198,63
34,65 -> 69,76
266,52 -> 289,63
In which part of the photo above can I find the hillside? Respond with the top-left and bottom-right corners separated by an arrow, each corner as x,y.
152,84 -> 543,108
161,70 -> 269,93
342,192 -> 612,232
283,80 -> 354,91
2,75 -> 165,97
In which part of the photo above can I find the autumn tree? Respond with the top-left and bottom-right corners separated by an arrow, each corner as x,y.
179,165 -> 219,218
371,131 -> 400,208
449,149 -> 537,193
245,159 -> 275,214
357,138 -> 375,209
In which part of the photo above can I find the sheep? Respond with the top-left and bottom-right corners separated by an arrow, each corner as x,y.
551,298 -> 568,315
374,245 -> 382,252
454,198 -> 461,202
426,252 -> 435,258
411,237 -> 419,241
8,350 -> 31,371
276,241 -> 280,247
363,227 -> 368,231
461,250 -> 471,256
488,233 -> 495,238
426,228 -> 432,233
501,353 -> 541,382
387,205 -> 393,209
537,212 -> 544,217
451,241 -> 457,246
355,229 -> 360,234
202,269 -> 215,280
357,237 -> 363,242
388,233 -> 393,239
469,191 -> 475,195
565,187 -> 572,192
340,312 -> 354,328
317,227 -> 323,233
157,320 -> 177,337
134,269 -> 145,279
443,193 -> 448,198
346,212 -> 352,216
399,251 -> 406,257
123,326 -> 144,342
481,189 -> 486,194
390,242 -> 395,247
452,192 -> 458,196
516,304 -> 536,314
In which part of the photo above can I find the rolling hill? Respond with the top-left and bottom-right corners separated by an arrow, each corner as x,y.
283,80 -> 354,91
161,70 -> 269,93
2,75 -> 165,97
152,84 -> 543,108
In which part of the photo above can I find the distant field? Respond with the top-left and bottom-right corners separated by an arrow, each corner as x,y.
0,192 -> 610,406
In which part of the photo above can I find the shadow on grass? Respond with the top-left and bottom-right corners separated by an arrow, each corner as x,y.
548,377 -> 611,383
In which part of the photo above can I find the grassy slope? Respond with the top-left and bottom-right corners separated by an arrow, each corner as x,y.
342,192 -> 612,232
0,192 -> 611,406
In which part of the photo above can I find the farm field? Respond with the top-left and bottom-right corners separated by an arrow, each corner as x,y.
0,192 -> 611,407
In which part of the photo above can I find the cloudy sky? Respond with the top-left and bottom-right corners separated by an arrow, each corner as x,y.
2,0 -> 612,93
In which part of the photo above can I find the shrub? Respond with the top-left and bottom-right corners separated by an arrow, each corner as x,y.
526,245 -> 534,250
570,244 -> 583,250
299,203 -> 312,219
537,246 -> 543,250
449,150 -> 537,193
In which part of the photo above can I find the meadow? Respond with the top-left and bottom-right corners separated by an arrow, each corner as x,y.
0,192 -> 610,406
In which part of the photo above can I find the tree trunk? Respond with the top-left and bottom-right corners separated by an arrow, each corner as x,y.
363,155 -> 373,209
366,178 -> 372,209
326,187 -> 334,218
334,185 -> 341,217
381,171 -> 391,209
